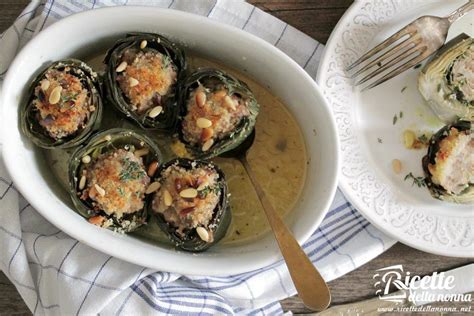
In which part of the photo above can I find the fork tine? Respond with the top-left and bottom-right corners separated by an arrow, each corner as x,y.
355,45 -> 422,86
351,37 -> 419,78
362,53 -> 430,91
346,28 -> 412,71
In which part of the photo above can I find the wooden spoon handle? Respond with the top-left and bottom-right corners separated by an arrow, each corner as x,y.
240,157 -> 331,311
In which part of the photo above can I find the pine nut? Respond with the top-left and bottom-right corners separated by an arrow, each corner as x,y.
392,159 -> 402,174
134,148 -> 149,157
129,77 -> 139,87
116,61 -> 128,72
147,161 -> 159,177
146,182 -> 161,194
81,155 -> 91,164
49,86 -> 62,104
196,227 -> 209,242
214,90 -> 227,99
41,79 -> 50,91
95,184 -> 106,196
202,139 -> 214,152
223,95 -> 236,110
148,106 -> 163,118
78,175 -> 87,190
403,130 -> 416,149
196,117 -> 212,128
196,91 -> 207,107
140,40 -> 147,49
163,189 -> 173,206
179,188 -> 198,198
200,128 -> 214,141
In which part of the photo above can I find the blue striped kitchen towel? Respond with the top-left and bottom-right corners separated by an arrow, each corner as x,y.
0,0 -> 395,315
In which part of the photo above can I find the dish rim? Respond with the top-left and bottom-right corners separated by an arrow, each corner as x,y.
2,6 -> 340,275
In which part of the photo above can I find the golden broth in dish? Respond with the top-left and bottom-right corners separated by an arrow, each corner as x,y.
187,57 -> 308,245
43,51 -> 308,246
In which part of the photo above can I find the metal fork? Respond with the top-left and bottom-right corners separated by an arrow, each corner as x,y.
347,0 -> 474,90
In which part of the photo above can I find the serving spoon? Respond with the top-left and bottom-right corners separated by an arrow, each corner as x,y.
222,130 -> 331,311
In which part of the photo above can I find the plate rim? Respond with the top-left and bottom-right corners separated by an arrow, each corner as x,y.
316,0 -> 473,258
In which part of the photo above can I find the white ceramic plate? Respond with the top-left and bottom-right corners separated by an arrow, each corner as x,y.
1,7 -> 339,275
317,0 -> 473,257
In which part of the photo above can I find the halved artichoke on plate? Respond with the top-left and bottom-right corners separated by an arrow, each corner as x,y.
422,120 -> 473,204
148,158 -> 231,251
68,129 -> 163,232
103,33 -> 186,130
21,59 -> 103,149
178,69 -> 260,159
418,34 -> 473,123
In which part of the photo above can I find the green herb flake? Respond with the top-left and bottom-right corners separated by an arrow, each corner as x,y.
198,183 -> 222,199
401,86 -> 407,93
399,111 -> 403,118
60,92 -> 80,106
418,134 -> 428,144
404,172 -> 426,188
414,64 -> 422,69
118,187 -> 125,196
377,138 -> 383,144
162,55 -> 171,69
119,158 -> 145,181
393,115 -> 398,125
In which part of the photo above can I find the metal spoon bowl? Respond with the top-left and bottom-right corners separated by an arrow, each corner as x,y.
221,129 -> 331,311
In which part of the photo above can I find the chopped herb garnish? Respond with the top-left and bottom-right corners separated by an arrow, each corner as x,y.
61,92 -> 79,104
400,111 -> 403,118
404,172 -> 426,188
377,138 -> 383,144
418,134 -> 428,144
414,64 -> 422,69
119,158 -> 145,181
118,187 -> 125,196
393,115 -> 398,125
198,184 -> 221,199
162,55 -> 171,69
401,86 -> 407,93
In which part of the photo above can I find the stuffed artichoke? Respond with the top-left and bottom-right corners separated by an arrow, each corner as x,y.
178,69 -> 259,159
149,158 -> 231,251
69,129 -> 163,232
103,33 -> 186,130
418,34 -> 474,122
21,59 -> 102,148
422,120 -> 473,204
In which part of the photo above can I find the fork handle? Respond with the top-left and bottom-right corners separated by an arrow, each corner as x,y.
447,0 -> 474,24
